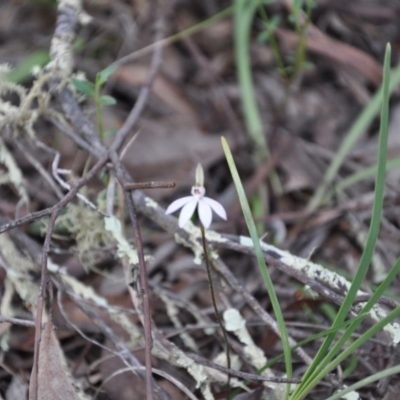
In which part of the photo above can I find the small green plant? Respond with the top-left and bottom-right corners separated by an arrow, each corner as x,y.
234,0 -> 283,235
233,0 -> 317,235
257,0 -> 316,83
288,0 -> 315,81
290,43 -> 399,400
307,52 -> 400,212
222,136 -> 292,399
223,44 -> 400,399
72,65 -> 116,139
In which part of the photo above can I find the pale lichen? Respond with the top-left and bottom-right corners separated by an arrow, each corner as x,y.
239,235 -> 400,345
56,203 -> 114,268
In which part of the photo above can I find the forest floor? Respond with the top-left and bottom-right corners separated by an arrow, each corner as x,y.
1,1 -> 400,399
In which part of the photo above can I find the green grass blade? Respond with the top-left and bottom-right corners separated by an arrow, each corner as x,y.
308,47 -> 400,212
229,313 -> 368,399
260,312 -> 368,370
221,137 -> 292,396
305,304 -> 400,398
6,50 -> 49,83
234,0 -> 281,195
292,43 -> 392,399
234,0 -> 267,158
334,156 -> 400,194
325,364 -> 400,400
329,41 -> 391,347
296,251 -> 400,399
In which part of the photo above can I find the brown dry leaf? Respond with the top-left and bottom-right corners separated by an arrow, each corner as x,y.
100,345 -> 147,400
28,319 -> 82,400
114,65 -> 198,121
276,25 -> 382,86
100,343 -> 190,400
192,17 -> 233,54
8,326 -> 35,352
52,295 -> 101,338
276,131 -> 324,192
113,115 -> 229,198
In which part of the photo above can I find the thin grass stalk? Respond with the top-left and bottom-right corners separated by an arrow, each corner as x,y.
334,157 -> 400,194
303,304 -> 400,398
325,364 -> 400,400
308,49 -> 400,212
234,0 -> 267,157
199,223 -> 231,394
234,0 -> 281,195
295,251 -> 400,399
221,137 -> 292,398
291,43 -> 392,400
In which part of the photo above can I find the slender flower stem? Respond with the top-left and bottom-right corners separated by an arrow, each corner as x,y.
200,223 -> 231,396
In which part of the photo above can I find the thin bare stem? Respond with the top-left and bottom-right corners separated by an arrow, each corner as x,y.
31,209 -> 59,400
0,155 -> 108,234
188,353 -> 301,383
110,150 -> 155,400
0,315 -> 35,327
200,223 -> 231,395
124,181 -> 176,191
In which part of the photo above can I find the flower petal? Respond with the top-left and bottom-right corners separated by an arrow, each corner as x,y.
178,198 -> 198,227
198,199 -> 212,228
165,196 -> 193,215
202,197 -> 227,220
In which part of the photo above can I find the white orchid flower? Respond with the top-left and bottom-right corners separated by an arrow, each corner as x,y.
165,164 -> 227,228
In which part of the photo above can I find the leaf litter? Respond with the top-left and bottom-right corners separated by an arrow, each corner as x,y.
1,0 -> 400,399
